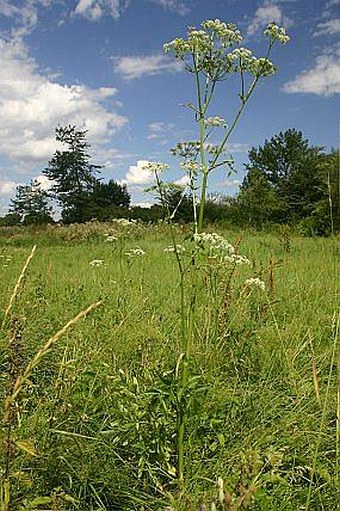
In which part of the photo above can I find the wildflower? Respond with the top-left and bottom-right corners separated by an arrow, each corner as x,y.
164,20 -> 242,63
251,57 -> 276,77
194,232 -> 251,266
171,141 -> 200,159
264,22 -> 290,44
244,277 -> 266,291
201,19 -> 243,46
194,232 -> 235,255
164,244 -> 186,253
112,218 -> 136,226
125,247 -> 145,257
204,116 -> 227,128
224,254 -> 251,266
142,161 -> 169,174
89,259 -> 104,266
228,47 -> 253,60
104,234 -> 118,242
180,161 -> 200,174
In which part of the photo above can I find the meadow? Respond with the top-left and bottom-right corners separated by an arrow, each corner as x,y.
0,221 -> 339,510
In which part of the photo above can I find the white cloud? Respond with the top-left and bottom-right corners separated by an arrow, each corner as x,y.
225,179 -> 241,187
0,0 -> 57,39
227,143 -> 249,153
0,38 -> 128,168
147,122 -> 176,145
174,175 -> 189,186
247,3 -> 292,36
326,0 -> 340,6
123,160 -> 155,185
74,0 -> 126,21
35,174 -> 55,190
313,18 -> 340,36
283,45 -> 340,96
73,0 -> 188,21
0,180 -> 19,195
114,54 -> 182,80
148,0 -> 189,15
0,1 -> 20,18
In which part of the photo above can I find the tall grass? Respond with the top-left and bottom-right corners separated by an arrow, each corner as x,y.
0,224 -> 339,509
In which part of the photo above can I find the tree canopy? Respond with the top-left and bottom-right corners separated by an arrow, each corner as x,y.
42,125 -> 131,224
8,179 -> 53,225
237,129 -> 332,231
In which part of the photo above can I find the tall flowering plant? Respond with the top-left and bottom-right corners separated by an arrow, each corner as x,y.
144,19 -> 289,489
161,19 -> 289,232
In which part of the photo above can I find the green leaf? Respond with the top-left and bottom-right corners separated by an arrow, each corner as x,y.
14,439 -> 38,457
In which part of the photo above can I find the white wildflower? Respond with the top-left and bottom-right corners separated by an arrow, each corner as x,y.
112,218 -> 136,226
224,254 -> 251,266
194,232 -> 235,255
228,47 -> 253,60
204,116 -> 227,128
264,22 -> 290,44
244,277 -> 266,291
90,259 -> 105,266
180,161 -> 200,174
105,234 -> 118,242
125,247 -> 145,257
164,244 -> 186,253
194,232 -> 251,265
142,161 -> 169,174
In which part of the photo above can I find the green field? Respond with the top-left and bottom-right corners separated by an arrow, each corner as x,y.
0,222 -> 339,510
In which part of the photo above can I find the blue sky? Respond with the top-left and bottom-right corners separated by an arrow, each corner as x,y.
0,0 -> 339,214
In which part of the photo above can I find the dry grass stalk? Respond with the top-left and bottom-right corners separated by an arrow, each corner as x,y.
6,299 -> 102,411
1,299 -> 102,511
1,245 -> 37,329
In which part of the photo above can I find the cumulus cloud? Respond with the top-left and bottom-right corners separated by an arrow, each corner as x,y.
114,54 -> 182,80
73,0 -> 188,21
0,38 -> 128,167
123,160 -> 155,185
313,18 -> 340,36
174,175 -> 189,186
74,0 -> 124,21
148,0 -> 189,15
0,180 -> 19,195
283,45 -> 340,95
35,174 -> 55,190
0,179 -> 21,215
247,3 -> 292,36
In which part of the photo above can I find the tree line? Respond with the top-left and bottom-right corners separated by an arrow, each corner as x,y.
1,126 -> 339,236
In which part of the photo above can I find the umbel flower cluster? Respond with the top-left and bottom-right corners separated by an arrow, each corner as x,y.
194,232 -> 250,265
163,19 -> 290,80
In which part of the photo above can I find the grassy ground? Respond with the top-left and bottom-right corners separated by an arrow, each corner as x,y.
0,222 -> 339,510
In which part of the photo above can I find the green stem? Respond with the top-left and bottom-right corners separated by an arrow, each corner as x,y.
197,111 -> 208,232
198,171 -> 208,232
154,170 -> 188,485
178,252 -> 196,487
